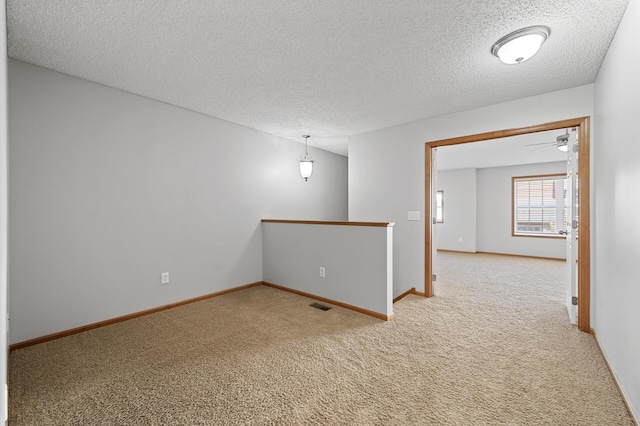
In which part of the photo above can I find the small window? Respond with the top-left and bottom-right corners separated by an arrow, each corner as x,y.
513,174 -> 567,237
436,190 -> 444,223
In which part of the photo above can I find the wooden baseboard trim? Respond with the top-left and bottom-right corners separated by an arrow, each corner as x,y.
592,329 -> 639,425
393,288 -> 416,303
475,251 -> 565,261
261,281 -> 393,321
9,281 -> 262,352
437,249 -> 477,254
392,288 -> 427,301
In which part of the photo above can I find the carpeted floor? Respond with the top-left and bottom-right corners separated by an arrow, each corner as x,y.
9,252 -> 634,425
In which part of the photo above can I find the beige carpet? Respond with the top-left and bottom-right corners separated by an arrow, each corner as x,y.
9,252 -> 634,425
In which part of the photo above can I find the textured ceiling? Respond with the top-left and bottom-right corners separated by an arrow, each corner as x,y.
6,0 -> 629,155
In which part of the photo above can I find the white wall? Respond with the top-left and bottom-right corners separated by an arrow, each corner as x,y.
1,0 -> 9,420
8,59 -> 348,345
349,84 -> 593,297
262,222 -> 393,317
436,163 -> 566,258
477,162 -> 566,259
436,168 -> 477,252
593,0 -> 640,419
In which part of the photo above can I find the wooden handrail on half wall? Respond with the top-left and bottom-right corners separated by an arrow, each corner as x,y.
261,219 -> 393,227
261,219 -> 395,320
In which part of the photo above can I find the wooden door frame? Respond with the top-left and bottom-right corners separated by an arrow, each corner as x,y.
424,117 -> 591,333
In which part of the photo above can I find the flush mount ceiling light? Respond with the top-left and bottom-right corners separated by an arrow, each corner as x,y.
491,26 -> 551,64
298,135 -> 314,182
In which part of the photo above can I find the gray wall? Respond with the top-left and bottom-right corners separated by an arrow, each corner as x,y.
476,162 -> 566,259
349,85 -> 593,297
262,222 -> 393,317
8,59 -> 348,344
436,168 -> 477,252
436,163 -> 566,259
593,0 -> 640,419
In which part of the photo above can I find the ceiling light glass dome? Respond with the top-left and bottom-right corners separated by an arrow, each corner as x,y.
491,26 -> 551,64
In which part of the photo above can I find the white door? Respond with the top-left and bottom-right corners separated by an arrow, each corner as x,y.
565,129 -> 578,324
431,148 -> 438,295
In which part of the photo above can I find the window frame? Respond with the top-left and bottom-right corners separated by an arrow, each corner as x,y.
436,190 -> 444,223
511,173 -> 567,239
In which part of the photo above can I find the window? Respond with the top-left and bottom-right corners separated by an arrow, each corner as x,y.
436,190 -> 444,223
512,174 -> 566,237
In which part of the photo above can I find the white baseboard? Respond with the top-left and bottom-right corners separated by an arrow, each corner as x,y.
592,329 -> 639,425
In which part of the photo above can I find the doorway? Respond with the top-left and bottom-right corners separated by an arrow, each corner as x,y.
424,117 -> 591,333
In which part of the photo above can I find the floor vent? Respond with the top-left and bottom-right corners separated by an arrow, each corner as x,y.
309,302 -> 332,311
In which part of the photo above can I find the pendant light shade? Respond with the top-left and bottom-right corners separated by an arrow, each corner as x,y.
299,135 -> 314,182
491,26 -> 550,64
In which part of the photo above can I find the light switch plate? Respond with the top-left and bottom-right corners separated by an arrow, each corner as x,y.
408,211 -> 421,221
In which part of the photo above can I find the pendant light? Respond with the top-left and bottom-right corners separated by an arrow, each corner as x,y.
491,26 -> 550,64
299,135 -> 314,182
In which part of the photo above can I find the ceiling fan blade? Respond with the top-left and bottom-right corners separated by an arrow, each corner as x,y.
532,145 -> 555,153
525,141 -> 555,146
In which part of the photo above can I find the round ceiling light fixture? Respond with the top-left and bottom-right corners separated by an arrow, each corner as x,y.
491,26 -> 551,64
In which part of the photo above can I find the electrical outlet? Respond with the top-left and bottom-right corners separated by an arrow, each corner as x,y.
458,237 -> 463,243
161,272 -> 169,284
319,267 -> 325,278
